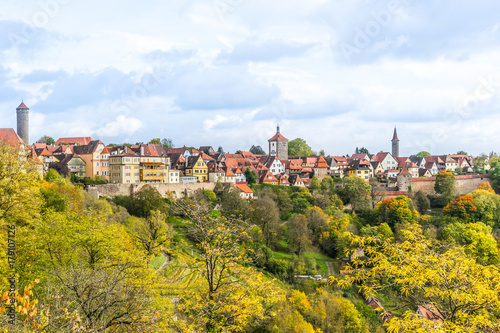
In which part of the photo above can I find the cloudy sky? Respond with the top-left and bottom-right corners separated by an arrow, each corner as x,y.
1,0 -> 500,156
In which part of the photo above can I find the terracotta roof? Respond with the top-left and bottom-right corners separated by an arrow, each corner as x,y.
268,132 -> 288,141
17,102 -> 28,109
351,153 -> 369,160
399,166 -> 411,176
0,128 -> 24,146
201,152 -> 215,161
417,304 -> 443,323
55,137 -> 94,145
234,183 -> 253,194
225,168 -> 236,177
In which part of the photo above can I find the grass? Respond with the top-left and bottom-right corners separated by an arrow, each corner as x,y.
151,253 -> 166,270
270,247 -> 335,275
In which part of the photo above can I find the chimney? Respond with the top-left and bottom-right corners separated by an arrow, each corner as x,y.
140,145 -> 144,156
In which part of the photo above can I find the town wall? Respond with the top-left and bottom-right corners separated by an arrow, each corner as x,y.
87,182 -> 216,199
410,174 -> 491,196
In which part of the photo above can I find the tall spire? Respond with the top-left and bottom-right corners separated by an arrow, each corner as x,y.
277,124 -> 280,133
391,126 -> 399,158
392,126 -> 399,141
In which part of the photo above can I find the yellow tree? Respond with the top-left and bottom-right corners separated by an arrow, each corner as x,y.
331,223 -> 500,332
175,203 -> 284,332
0,143 -> 42,224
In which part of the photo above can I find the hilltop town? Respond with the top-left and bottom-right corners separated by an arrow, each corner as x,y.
0,102 -> 496,198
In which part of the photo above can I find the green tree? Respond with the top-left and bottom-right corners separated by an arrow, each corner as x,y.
359,147 -> 370,154
375,196 -> 418,229
490,161 -> 500,192
162,138 -> 174,148
220,187 -> 250,218
319,149 -> 326,156
149,138 -> 161,144
415,151 -> 431,157
309,176 -> 321,190
305,206 -> 329,245
126,185 -> 167,217
252,195 -> 281,247
442,222 -> 499,264
288,138 -> 316,156
36,135 -> 55,145
456,150 -> 468,155
434,170 -> 456,202
244,168 -> 257,185
473,154 -> 488,174
287,214 -> 312,259
249,145 -> 265,155
413,190 -> 430,212
339,175 -> 371,212
217,146 -> 224,154
275,187 -> 293,219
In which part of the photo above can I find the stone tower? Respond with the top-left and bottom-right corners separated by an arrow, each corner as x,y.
391,126 -> 399,158
16,102 -> 29,145
268,125 -> 288,161
397,166 -> 412,192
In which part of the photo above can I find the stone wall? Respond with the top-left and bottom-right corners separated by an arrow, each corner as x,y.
87,182 -> 216,199
410,174 -> 491,196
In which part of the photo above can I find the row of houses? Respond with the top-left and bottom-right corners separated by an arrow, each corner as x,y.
0,128 -> 486,196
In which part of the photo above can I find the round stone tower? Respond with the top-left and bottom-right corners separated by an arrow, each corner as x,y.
391,126 -> 399,158
16,101 -> 29,145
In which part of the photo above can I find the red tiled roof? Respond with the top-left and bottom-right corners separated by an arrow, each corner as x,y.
0,128 -> 25,146
268,132 -> 288,141
234,183 -> 253,194
55,137 -> 93,145
17,102 -> 28,109
417,304 -> 443,323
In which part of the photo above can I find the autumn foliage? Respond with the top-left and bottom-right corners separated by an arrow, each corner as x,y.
443,194 -> 477,222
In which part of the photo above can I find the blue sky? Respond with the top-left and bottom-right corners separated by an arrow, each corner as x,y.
1,0 -> 500,156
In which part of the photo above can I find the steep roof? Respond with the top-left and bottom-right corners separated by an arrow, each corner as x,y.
268,132 -> 288,141
0,128 -> 24,146
392,127 -> 399,141
234,183 -> 253,194
73,140 -> 103,155
17,102 -> 29,109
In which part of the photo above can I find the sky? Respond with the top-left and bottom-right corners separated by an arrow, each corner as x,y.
1,0 -> 500,156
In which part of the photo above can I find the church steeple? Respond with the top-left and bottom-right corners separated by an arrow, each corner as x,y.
391,126 -> 399,158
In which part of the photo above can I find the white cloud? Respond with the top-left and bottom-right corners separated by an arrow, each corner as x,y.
95,115 -> 143,137
1,1 -> 500,155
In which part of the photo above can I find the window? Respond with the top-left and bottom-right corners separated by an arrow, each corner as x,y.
96,162 -> 99,166
96,171 -> 99,175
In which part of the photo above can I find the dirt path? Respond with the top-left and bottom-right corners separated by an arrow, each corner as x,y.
325,261 -> 336,277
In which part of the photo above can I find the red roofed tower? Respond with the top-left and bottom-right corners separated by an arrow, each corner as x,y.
268,125 -> 288,161
391,126 -> 399,158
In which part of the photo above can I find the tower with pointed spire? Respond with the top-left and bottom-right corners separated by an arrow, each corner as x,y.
16,101 -> 29,145
391,126 -> 399,158
268,125 -> 288,160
